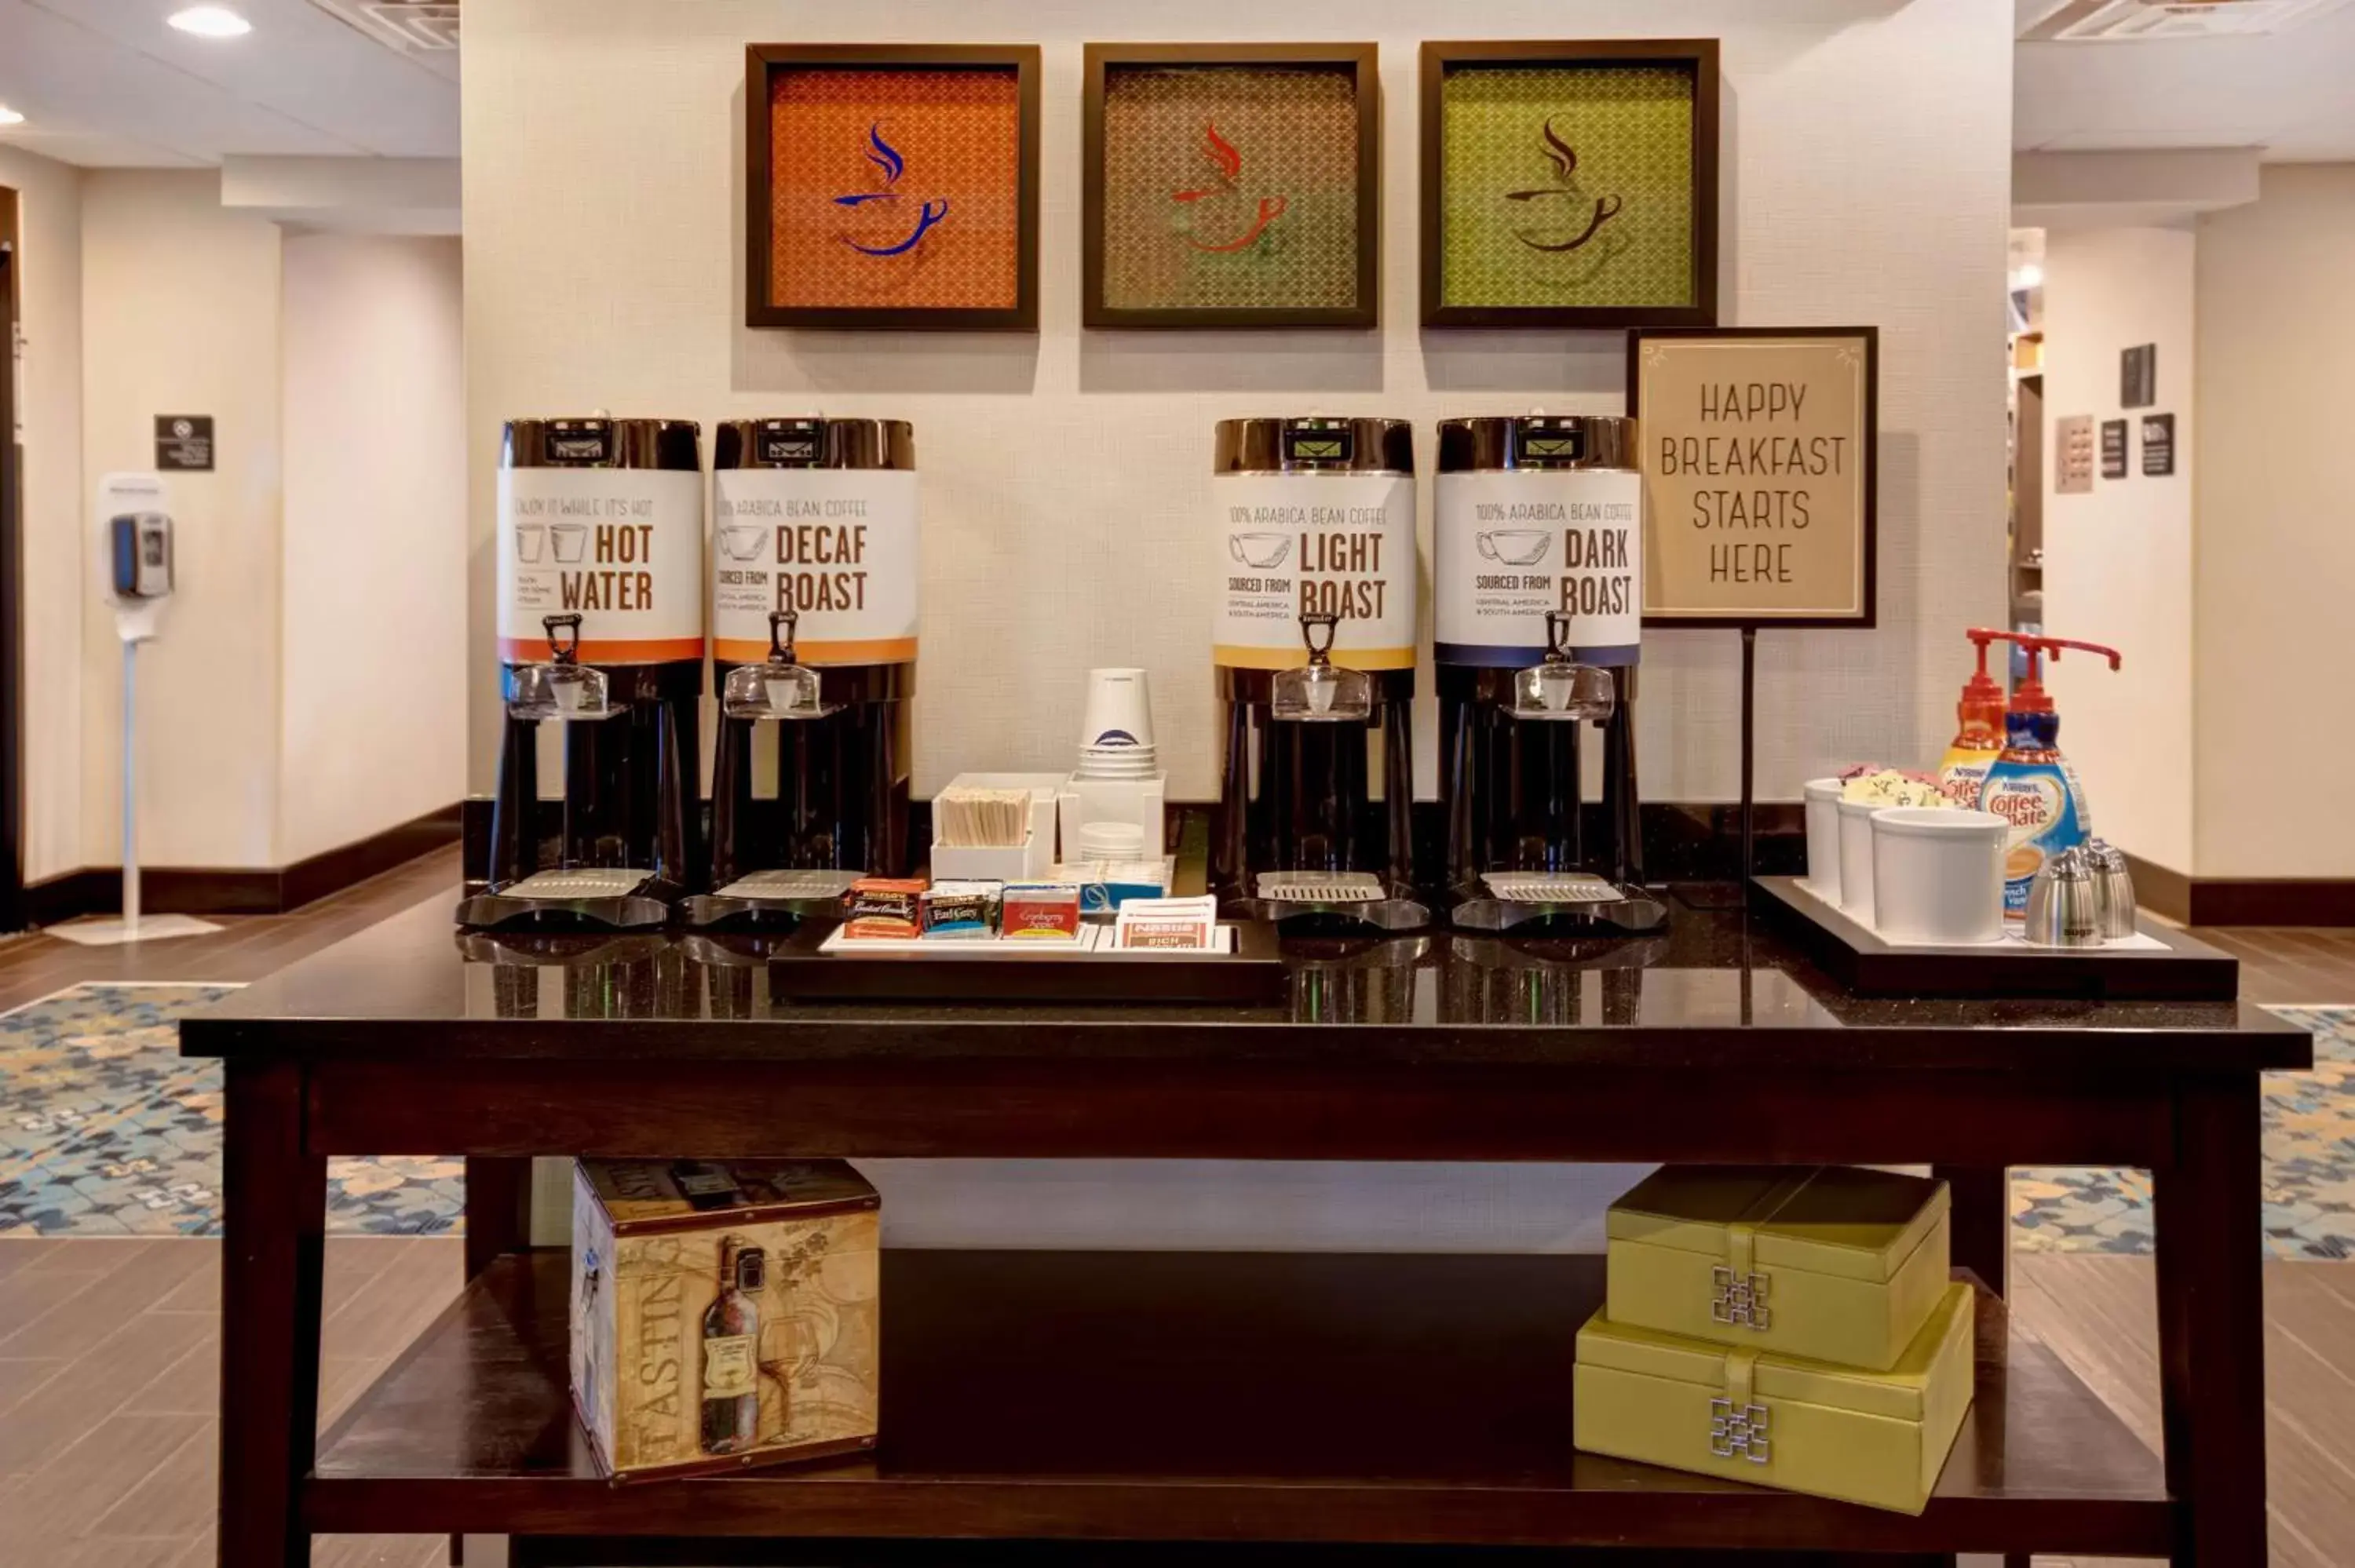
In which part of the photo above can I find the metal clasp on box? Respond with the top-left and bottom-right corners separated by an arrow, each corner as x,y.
1711,1265 -> 1772,1329
1709,1398 -> 1772,1464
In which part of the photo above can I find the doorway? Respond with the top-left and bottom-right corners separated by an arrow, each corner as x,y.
1,186 -> 24,932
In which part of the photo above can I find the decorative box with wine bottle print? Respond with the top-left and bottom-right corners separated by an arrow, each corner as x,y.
569,1158 -> 881,1481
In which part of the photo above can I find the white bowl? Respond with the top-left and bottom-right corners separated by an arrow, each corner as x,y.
1871,808 -> 2006,945
1802,779 -> 1842,903
1835,797 -> 1881,926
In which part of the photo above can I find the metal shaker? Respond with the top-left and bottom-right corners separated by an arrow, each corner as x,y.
2086,839 -> 2138,939
2023,846 -> 2103,947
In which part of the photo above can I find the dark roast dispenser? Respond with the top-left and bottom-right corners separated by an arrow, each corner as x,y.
1210,416 -> 1427,932
1434,414 -> 1663,935
685,418 -> 917,928
457,417 -> 706,931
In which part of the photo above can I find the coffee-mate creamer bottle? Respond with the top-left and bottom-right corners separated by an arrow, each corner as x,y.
1976,633 -> 2122,919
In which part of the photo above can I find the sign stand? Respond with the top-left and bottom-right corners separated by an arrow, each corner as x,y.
1628,327 -> 1880,899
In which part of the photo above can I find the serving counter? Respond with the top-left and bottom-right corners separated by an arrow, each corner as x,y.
181,890 -> 2310,1567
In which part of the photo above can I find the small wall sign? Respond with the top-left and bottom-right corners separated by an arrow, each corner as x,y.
1628,326 -> 1877,626
2100,418 -> 2128,480
2054,414 -> 2094,495
2121,343 -> 2156,409
2141,412 -> 2175,477
154,415 -> 213,472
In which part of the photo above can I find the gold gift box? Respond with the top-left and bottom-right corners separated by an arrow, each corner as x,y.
1573,1280 -> 1976,1515
570,1158 -> 880,1482
1605,1165 -> 1951,1373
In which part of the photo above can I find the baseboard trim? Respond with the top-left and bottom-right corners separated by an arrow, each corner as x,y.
2120,851 -> 2355,927
24,804 -> 463,925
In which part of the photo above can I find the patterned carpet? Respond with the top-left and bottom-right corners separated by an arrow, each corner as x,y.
0,983 -> 2349,1253
0,983 -> 463,1237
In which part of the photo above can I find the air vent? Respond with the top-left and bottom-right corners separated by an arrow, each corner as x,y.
306,0 -> 459,52
2021,0 -> 2353,40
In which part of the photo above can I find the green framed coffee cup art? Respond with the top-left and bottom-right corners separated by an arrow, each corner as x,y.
1420,40 -> 1719,330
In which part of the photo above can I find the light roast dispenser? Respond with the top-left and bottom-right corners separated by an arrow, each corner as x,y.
1210,417 -> 1426,930
457,417 -> 705,931
1434,414 -> 1663,934
687,418 -> 918,927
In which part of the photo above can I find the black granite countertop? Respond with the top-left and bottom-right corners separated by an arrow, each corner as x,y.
178,891 -> 2313,1074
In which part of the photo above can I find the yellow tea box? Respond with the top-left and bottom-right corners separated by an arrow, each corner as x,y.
1606,1165 -> 1950,1373
570,1158 -> 879,1481
1574,1281 -> 1976,1515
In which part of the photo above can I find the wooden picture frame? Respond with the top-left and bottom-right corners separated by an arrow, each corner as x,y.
1628,326 -> 1879,630
1421,39 -> 1719,330
745,43 -> 1041,331
1083,42 -> 1381,330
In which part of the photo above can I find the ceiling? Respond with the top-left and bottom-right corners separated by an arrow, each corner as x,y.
2015,0 -> 2355,159
0,0 -> 455,168
1,3 -> 2352,170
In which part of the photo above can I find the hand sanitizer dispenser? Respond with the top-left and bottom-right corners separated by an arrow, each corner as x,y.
110,512 -> 173,600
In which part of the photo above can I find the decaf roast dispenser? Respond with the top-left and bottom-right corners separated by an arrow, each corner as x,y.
457,417 -> 705,931
1435,414 -> 1663,934
686,418 -> 917,927
1210,416 -> 1426,929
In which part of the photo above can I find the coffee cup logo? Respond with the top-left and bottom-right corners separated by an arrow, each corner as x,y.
1476,529 -> 1551,567
1229,532 -> 1293,570
1173,122 -> 1289,253
834,122 -> 949,257
718,525 -> 767,563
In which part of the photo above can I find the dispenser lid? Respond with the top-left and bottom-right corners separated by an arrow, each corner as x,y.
716,417 -> 915,471
502,417 -> 702,471
1214,416 -> 1414,475
1438,414 -> 1636,472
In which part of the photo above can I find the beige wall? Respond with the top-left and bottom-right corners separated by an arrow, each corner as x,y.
474,0 -> 2013,1251
79,170 -> 286,870
462,0 -> 2010,810
279,232 -> 467,864
2195,164 -> 2355,879
0,146 -> 85,884
2038,227 -> 2196,873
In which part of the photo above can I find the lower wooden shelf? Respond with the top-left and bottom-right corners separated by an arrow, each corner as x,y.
308,1249 -> 2171,1558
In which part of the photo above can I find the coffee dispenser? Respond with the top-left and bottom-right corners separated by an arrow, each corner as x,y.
1210,416 -> 1426,929
1434,414 -> 1663,934
457,417 -> 704,931
687,418 -> 917,927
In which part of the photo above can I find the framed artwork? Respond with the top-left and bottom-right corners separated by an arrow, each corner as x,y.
1628,326 -> 1878,629
1083,43 -> 1380,330
745,43 -> 1041,330
1421,40 -> 1719,330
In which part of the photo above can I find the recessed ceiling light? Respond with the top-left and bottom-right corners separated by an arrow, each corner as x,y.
0,107 -> 24,128
168,6 -> 253,38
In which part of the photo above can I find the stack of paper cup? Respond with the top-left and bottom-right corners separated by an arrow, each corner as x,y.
1077,668 -> 1158,779
1075,820 -> 1148,860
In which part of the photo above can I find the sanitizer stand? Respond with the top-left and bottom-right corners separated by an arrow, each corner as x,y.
48,475 -> 222,946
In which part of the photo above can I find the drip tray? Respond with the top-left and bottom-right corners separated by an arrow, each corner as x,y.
1482,873 -> 1620,905
454,867 -> 674,932
1448,875 -> 1667,936
1258,872 -> 1387,905
1227,872 -> 1431,934
681,867 -> 867,930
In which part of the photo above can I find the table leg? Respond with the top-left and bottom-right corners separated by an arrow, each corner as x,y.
1933,1162 -> 2010,1297
217,1059 -> 327,1568
2154,1073 -> 2268,1566
466,1154 -> 536,1278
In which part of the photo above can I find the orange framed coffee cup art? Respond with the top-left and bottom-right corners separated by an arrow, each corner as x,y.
745,44 -> 1042,331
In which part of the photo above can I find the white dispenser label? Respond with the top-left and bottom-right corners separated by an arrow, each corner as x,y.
1212,473 -> 1416,671
1434,470 -> 1641,665
498,468 -> 704,663
712,469 -> 918,665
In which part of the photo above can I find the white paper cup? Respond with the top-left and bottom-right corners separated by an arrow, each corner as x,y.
1802,779 -> 1842,902
1871,808 -> 2006,945
1080,668 -> 1155,749
1835,797 -> 1881,926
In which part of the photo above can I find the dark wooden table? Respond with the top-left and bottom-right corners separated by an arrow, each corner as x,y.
181,892 -> 2313,1568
